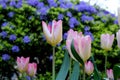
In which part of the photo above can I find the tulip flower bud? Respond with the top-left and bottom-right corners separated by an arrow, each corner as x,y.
17,56 -> 29,73
85,61 -> 94,75
116,30 -> 120,48
107,69 -> 114,80
27,63 -> 37,77
42,20 -> 62,46
101,34 -> 114,51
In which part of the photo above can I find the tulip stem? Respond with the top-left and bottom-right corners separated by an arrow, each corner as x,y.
83,64 -> 85,80
69,58 -> 72,79
52,46 -> 55,80
105,55 -> 107,77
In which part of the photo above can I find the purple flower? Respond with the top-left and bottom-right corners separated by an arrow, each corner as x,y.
15,0 -> 22,8
36,2 -> 44,9
47,0 -> 57,7
58,14 -> 64,20
23,36 -> 31,43
37,6 -> 49,15
0,31 -> 7,38
81,15 -> 94,22
62,45 -> 66,50
9,0 -> 16,7
40,15 -> 47,20
26,76 -> 31,80
68,17 -> 79,28
63,32 -> 67,40
114,20 -> 118,24
84,26 -> 90,31
84,31 -> 94,41
2,54 -> 10,61
12,45 -> 20,52
60,3 -> 67,9
49,55 -> 53,61
0,1 -> 7,9
9,34 -> 17,41
1,22 -> 8,27
66,2 -> 73,9
74,1 -> 97,13
66,12 -> 72,17
27,0 -> 39,6
8,12 -> 15,18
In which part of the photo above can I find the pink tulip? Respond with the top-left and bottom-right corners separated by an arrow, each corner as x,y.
17,56 -> 29,73
42,20 -> 62,46
27,63 -> 37,77
116,30 -> 120,48
85,61 -> 94,75
74,35 -> 91,62
107,69 -> 114,79
66,29 -> 82,60
101,34 -> 114,51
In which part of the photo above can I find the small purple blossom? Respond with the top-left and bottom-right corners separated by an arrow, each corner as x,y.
9,34 -> 17,41
69,17 -> 79,28
36,2 -> 44,9
26,76 -> 31,80
81,15 -> 94,22
27,0 -> 39,6
0,31 -> 7,38
47,0 -> 57,7
84,31 -> 94,41
2,54 -> 10,61
62,45 -> 66,50
37,6 -> 49,15
15,0 -> 22,8
49,55 -> 53,61
8,12 -> 15,18
9,0 -> 16,7
63,32 -> 67,40
12,45 -> 20,52
0,1 -> 7,9
1,22 -> 8,27
23,36 -> 31,43
58,14 -> 64,20
66,12 -> 72,17
84,26 -> 90,31
114,20 -> 118,24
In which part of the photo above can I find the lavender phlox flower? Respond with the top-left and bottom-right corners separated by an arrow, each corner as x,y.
0,31 -> 7,38
58,14 -> 64,20
36,2 -> 44,9
23,36 -> 31,43
1,22 -> 8,27
9,34 -> 17,41
27,0 -> 39,6
2,54 -> 10,61
66,12 -> 72,18
68,17 -> 79,28
81,15 -> 94,22
63,32 -> 67,40
12,45 -> 20,52
15,0 -> 22,8
8,12 -> 15,18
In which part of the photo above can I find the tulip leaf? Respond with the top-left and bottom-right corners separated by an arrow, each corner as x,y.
71,40 -> 84,65
113,65 -> 120,80
56,51 -> 70,80
90,56 -> 101,80
70,61 -> 80,80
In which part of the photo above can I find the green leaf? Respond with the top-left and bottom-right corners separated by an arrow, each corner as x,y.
70,61 -> 80,80
71,40 -> 84,65
56,51 -> 70,80
113,65 -> 120,80
90,56 -> 101,80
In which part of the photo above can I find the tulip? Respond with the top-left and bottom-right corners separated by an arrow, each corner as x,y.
101,34 -> 114,51
74,35 -> 91,62
42,20 -> 62,46
66,29 -> 82,60
85,61 -> 94,75
27,63 -> 37,77
17,56 -> 29,73
107,69 -> 114,79
116,30 -> 120,48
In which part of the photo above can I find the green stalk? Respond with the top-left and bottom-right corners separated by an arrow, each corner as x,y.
83,64 -> 85,80
69,58 -> 72,79
52,46 -> 55,80
105,55 -> 107,77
